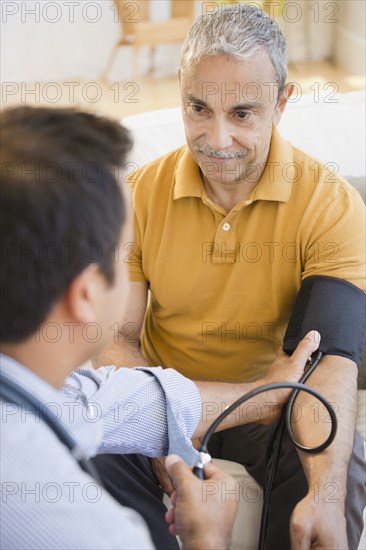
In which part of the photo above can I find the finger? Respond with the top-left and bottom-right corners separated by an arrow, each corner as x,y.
169,523 -> 177,536
290,330 -> 321,364
165,507 -> 175,525
165,454 -> 192,488
201,461 -> 225,478
151,457 -> 172,491
170,490 -> 177,507
160,476 -> 175,496
165,454 -> 183,469
202,461 -> 234,484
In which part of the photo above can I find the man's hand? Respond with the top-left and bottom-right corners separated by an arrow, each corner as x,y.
193,331 -> 321,436
150,457 -> 175,496
263,330 -> 320,387
165,454 -> 238,550
257,330 -> 321,424
290,493 -> 348,549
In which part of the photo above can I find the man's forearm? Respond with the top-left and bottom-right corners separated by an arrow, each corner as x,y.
193,379 -> 276,438
292,355 -> 358,505
193,336 -> 320,437
92,341 -> 150,369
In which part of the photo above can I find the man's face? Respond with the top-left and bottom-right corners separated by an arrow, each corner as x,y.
180,52 -> 286,187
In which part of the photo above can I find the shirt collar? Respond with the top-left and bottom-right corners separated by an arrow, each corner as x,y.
173,127 -> 294,204
0,353 -> 99,456
0,353 -> 60,406
173,146 -> 203,200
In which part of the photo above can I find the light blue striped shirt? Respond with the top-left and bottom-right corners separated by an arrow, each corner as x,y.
0,354 -> 201,549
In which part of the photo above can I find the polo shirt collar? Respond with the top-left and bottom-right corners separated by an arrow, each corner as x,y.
250,126 -> 294,203
173,147 -> 203,199
173,126 -> 294,203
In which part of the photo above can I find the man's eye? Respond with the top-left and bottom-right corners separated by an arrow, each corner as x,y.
191,104 -> 204,113
235,111 -> 249,119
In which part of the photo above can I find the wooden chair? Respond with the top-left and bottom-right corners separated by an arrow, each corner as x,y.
102,0 -> 195,80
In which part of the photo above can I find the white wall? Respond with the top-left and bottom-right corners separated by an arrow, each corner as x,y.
333,0 -> 366,76
0,0 -> 364,84
281,0 -> 336,62
0,0 -> 187,82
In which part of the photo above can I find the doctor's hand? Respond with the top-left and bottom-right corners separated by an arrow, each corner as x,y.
165,454 -> 238,550
151,439 -> 202,497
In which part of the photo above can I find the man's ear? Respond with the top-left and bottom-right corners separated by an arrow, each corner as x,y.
64,264 -> 104,325
273,83 -> 294,126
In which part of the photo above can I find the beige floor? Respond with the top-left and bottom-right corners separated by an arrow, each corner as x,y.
1,60 -> 365,121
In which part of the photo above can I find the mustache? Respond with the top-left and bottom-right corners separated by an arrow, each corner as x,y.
192,145 -> 248,159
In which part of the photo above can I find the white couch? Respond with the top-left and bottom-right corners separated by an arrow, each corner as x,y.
123,90 -> 365,202
122,90 -> 366,550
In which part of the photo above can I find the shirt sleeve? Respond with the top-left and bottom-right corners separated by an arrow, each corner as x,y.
127,220 -> 146,282
126,173 -> 147,283
301,185 -> 366,290
63,366 -> 201,464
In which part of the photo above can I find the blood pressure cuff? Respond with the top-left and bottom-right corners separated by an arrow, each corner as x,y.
283,275 -> 366,367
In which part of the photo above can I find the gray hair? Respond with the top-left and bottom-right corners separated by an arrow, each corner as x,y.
180,3 -> 287,96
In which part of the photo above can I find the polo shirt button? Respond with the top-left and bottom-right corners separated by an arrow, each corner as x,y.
223,223 -> 231,231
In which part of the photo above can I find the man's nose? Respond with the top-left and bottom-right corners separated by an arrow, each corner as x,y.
206,117 -> 233,150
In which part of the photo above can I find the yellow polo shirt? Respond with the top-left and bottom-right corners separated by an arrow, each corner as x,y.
128,128 -> 365,382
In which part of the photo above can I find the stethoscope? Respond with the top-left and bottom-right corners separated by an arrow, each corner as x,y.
0,373 -> 103,484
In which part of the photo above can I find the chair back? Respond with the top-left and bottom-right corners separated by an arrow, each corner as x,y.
113,0 -> 150,35
114,0 -> 195,36
171,0 -> 195,19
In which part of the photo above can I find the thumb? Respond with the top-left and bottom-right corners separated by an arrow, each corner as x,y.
291,330 -> 321,363
165,454 -> 191,488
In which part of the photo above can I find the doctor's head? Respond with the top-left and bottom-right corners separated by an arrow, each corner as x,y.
1,107 -> 133,364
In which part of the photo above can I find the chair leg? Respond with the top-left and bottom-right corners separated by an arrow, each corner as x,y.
147,45 -> 156,76
101,42 -> 119,82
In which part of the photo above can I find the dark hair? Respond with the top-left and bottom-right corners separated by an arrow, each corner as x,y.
0,106 -> 132,343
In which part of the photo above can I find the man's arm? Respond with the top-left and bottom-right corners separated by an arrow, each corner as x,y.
92,281 -> 149,368
288,181 -> 365,548
67,332 -> 320,461
193,334 -> 321,436
290,355 -> 358,550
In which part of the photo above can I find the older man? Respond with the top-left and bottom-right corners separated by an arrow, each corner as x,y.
94,4 -> 365,549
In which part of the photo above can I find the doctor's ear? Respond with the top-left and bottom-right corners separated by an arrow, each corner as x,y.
64,263 -> 105,325
273,83 -> 294,125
